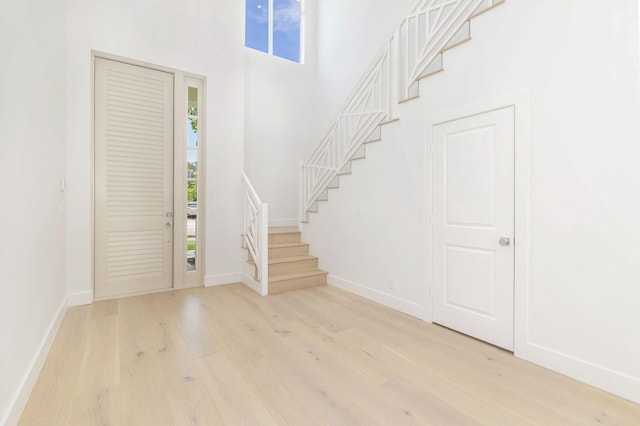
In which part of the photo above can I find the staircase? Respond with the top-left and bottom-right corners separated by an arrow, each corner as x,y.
300,0 -> 505,223
250,227 -> 327,294
242,177 -> 327,295
243,0 -> 505,296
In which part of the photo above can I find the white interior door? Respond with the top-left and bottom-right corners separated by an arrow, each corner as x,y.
432,106 -> 515,350
94,58 -> 174,299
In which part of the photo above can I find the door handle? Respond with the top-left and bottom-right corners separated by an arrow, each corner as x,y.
165,222 -> 173,228
499,237 -> 511,246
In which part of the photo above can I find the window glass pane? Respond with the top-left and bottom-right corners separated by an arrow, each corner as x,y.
273,0 -> 300,62
246,0 -> 269,53
186,184 -> 197,272
187,180 -> 198,205
187,229 -> 197,271
187,156 -> 198,179
187,118 -> 198,148
188,87 -> 198,111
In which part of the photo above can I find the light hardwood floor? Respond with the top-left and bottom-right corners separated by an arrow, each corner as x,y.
20,284 -> 640,425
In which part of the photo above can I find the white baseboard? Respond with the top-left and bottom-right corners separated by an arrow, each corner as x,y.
2,296 -> 68,426
269,218 -> 299,227
67,291 -> 92,306
204,273 -> 242,287
517,341 -> 640,404
241,273 -> 263,295
327,275 -> 425,320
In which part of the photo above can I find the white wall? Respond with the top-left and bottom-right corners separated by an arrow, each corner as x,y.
316,0 -> 416,127
0,0 -> 69,423
303,0 -> 640,403
65,0 -> 247,295
244,0 -> 320,224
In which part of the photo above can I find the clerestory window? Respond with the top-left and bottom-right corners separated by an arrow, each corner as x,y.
245,0 -> 303,63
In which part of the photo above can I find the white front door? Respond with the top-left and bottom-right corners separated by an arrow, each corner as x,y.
94,58 -> 175,299
432,106 -> 515,350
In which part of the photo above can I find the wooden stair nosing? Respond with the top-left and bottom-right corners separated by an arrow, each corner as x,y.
469,0 -> 505,21
268,270 -> 328,295
269,242 -> 308,249
380,118 -> 400,126
269,258 -> 319,277
441,36 -> 472,54
398,94 -> 420,105
417,67 -> 444,82
268,254 -> 317,265
269,242 -> 309,259
441,20 -> 471,53
268,226 -> 299,234
269,269 -> 328,283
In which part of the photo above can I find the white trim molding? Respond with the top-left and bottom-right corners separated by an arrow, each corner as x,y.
67,291 -> 93,306
241,273 -> 263,294
328,275 -> 426,320
204,273 -> 242,288
2,297 -> 68,426
518,342 -> 640,404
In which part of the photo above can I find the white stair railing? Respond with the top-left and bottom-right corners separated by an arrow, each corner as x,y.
300,0 -> 503,222
300,43 -> 398,221
398,0 -> 499,101
242,172 -> 269,295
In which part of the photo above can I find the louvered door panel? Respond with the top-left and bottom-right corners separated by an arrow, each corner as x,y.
95,58 -> 174,299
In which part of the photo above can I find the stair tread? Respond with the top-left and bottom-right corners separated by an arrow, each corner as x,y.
268,226 -> 299,234
269,242 -> 308,249
269,255 -> 317,265
270,269 -> 328,282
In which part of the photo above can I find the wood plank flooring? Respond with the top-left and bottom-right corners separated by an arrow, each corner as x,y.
19,284 -> 640,425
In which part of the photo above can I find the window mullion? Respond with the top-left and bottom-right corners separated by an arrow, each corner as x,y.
268,0 -> 274,55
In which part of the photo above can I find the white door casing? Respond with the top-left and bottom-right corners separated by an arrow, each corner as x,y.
431,106 -> 515,350
94,58 -> 175,299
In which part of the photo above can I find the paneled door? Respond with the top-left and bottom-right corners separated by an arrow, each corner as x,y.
94,58 -> 174,299
432,106 -> 515,350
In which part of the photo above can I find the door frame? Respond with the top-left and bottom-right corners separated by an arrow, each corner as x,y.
423,90 -> 530,355
91,51 -> 207,298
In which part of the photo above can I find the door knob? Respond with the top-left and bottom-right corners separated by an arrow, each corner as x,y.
499,237 -> 511,246
165,222 -> 173,228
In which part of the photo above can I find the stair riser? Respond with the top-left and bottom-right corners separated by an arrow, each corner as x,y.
269,258 -> 318,277
269,245 -> 309,259
269,273 -> 327,295
268,232 -> 301,244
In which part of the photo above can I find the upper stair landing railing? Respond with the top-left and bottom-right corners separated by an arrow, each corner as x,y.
242,172 -> 269,295
300,0 -> 504,222
398,0 -> 502,101
301,46 -> 398,219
